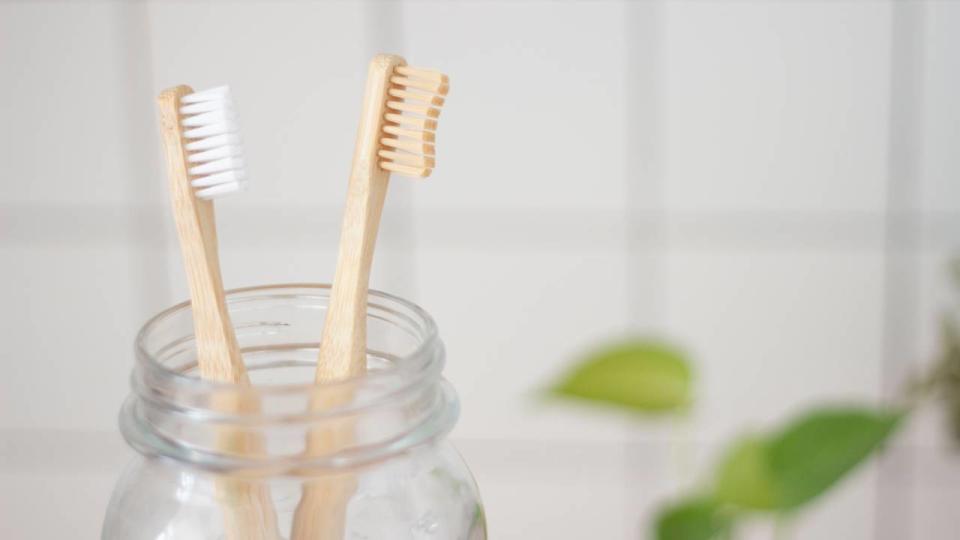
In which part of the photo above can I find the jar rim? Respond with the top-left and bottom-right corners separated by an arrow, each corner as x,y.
124,283 -> 456,472
134,283 -> 440,396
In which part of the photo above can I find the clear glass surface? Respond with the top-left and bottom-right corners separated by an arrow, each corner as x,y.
102,284 -> 486,540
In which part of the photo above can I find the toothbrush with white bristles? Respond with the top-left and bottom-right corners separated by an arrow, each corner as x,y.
157,84 -> 280,540
181,86 -> 248,199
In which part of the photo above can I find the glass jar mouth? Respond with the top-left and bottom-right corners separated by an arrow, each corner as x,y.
123,283 -> 456,472
135,283 -> 440,396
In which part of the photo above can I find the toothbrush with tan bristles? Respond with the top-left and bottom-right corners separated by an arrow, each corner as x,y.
291,54 -> 449,539
157,84 -> 280,540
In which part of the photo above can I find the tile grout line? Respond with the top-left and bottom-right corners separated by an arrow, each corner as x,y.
876,2 -> 926,540
114,2 -> 173,324
7,204 -> 960,251
623,0 -> 668,536
623,1 -> 667,330
362,0 -> 420,300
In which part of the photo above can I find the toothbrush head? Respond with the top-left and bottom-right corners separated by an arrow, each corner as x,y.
378,65 -> 449,178
178,86 -> 247,199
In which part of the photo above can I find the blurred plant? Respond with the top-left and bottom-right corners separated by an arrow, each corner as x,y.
548,340 -> 693,413
654,407 -> 901,540
910,260 -> 960,443
548,264 -> 960,540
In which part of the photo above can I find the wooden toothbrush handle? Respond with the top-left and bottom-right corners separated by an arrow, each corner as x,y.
291,54 -> 406,540
158,86 -> 280,540
315,165 -> 390,380
315,53 -> 405,382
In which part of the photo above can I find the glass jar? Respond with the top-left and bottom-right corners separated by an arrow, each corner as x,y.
103,284 -> 486,539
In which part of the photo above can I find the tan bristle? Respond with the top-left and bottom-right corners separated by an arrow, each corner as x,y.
384,125 -> 435,142
380,161 -> 430,177
385,113 -> 437,131
381,137 -> 435,155
378,149 -> 435,169
388,88 -> 445,107
390,76 -> 449,96
386,100 -> 441,118
396,65 -> 449,85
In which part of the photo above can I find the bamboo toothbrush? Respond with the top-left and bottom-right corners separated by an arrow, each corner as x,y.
157,84 -> 280,540
291,54 -> 449,539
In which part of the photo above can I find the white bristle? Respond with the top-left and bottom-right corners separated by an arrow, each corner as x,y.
179,85 -> 246,199
191,169 -> 245,188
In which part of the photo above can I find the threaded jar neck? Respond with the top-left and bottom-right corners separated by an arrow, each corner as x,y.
119,284 -> 457,475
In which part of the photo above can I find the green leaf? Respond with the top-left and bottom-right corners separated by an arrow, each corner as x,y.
766,407 -> 902,509
549,339 -> 692,413
655,497 -> 732,540
714,407 -> 903,512
714,437 -> 778,510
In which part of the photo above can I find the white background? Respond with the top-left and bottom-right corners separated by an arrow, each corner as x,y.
1,1 -> 959,538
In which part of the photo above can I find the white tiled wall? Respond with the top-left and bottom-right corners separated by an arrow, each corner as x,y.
662,251 -> 886,443
1,1 -> 958,539
402,0 -> 628,212
919,0 -> 960,215
662,1 -> 892,214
